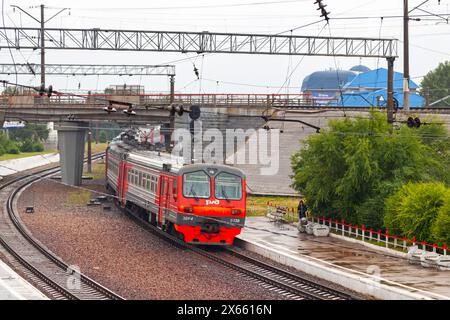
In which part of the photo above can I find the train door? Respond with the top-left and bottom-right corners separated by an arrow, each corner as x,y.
118,162 -> 127,206
158,176 -> 169,227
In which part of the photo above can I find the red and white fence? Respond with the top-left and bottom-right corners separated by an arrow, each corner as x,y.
266,202 -> 448,256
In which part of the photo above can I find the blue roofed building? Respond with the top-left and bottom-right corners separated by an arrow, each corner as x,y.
349,65 -> 371,73
338,68 -> 424,108
301,69 -> 357,100
301,66 -> 425,108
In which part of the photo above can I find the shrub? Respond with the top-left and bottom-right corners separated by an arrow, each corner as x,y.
0,133 -> 20,155
32,141 -> 44,152
7,144 -> 20,154
384,182 -> 448,242
19,139 -> 35,152
0,144 -> 5,156
290,111 -> 450,227
431,195 -> 450,245
99,131 -> 108,143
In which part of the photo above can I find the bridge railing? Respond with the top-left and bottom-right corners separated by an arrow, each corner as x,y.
1,92 -> 340,108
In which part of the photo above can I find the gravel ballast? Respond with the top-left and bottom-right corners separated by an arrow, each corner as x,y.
17,173 -> 285,300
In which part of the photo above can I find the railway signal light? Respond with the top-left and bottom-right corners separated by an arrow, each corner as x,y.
167,104 -> 201,120
189,105 -> 201,120
38,83 -> 45,96
37,83 -> 54,97
47,85 -> 53,97
406,116 -> 421,128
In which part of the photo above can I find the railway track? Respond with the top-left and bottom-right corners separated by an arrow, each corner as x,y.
0,154 -> 124,300
125,206 -> 355,300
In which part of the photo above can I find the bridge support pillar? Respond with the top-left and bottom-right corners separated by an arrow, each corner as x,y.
55,121 -> 88,186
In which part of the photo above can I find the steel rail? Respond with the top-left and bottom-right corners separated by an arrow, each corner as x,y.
124,206 -> 355,300
0,153 -> 125,300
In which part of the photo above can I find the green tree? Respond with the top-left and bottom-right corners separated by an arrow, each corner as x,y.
291,111 -> 450,229
9,123 -> 49,142
384,182 -> 447,242
2,86 -> 18,95
0,133 -> 19,155
19,139 -> 35,152
99,131 -> 108,143
420,61 -> 450,106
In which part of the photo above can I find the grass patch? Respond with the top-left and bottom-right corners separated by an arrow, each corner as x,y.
0,150 -> 57,161
86,163 -> 106,180
85,142 -> 108,155
247,195 -> 302,218
66,190 -> 92,206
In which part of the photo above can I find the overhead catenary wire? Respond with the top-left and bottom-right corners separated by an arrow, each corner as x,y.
1,0 -> 18,95
275,23 -> 328,95
0,2 -> 447,109
47,1 -> 311,11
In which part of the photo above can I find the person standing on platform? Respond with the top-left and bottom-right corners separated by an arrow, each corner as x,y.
298,200 -> 308,220
297,199 -> 308,232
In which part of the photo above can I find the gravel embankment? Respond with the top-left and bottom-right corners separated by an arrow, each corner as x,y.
17,171 -> 285,300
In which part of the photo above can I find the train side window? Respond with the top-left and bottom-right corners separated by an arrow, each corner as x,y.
150,176 -> 155,192
138,172 -> 142,187
142,174 -> 146,190
145,174 -> 150,190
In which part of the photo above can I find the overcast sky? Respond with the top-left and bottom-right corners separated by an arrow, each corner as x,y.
1,0 -> 449,94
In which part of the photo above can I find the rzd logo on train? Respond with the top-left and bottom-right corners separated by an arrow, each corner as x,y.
206,199 -> 220,205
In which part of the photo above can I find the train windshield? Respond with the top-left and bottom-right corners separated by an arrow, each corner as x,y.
183,171 -> 211,199
215,172 -> 242,200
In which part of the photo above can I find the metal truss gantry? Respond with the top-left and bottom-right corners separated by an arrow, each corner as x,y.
0,63 -> 175,76
0,27 -> 398,58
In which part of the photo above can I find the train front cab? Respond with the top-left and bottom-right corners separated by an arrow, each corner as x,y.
172,165 -> 246,246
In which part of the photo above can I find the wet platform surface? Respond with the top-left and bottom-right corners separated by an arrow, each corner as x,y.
0,260 -> 47,300
239,217 -> 450,299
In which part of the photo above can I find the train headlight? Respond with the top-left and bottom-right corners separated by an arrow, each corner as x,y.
231,209 -> 241,215
183,207 -> 194,213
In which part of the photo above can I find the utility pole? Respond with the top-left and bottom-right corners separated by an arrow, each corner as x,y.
40,4 -> 45,88
387,57 -> 395,124
87,129 -> 92,174
167,75 -> 176,152
10,4 -> 69,88
403,0 -> 410,111
169,75 -> 175,104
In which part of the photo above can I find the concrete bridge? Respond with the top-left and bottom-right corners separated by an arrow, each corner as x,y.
1,92 -> 449,188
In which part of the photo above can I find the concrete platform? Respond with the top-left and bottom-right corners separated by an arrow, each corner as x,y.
0,260 -> 48,300
0,153 -> 59,176
237,217 -> 450,300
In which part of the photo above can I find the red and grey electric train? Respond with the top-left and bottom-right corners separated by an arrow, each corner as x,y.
105,134 -> 246,245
